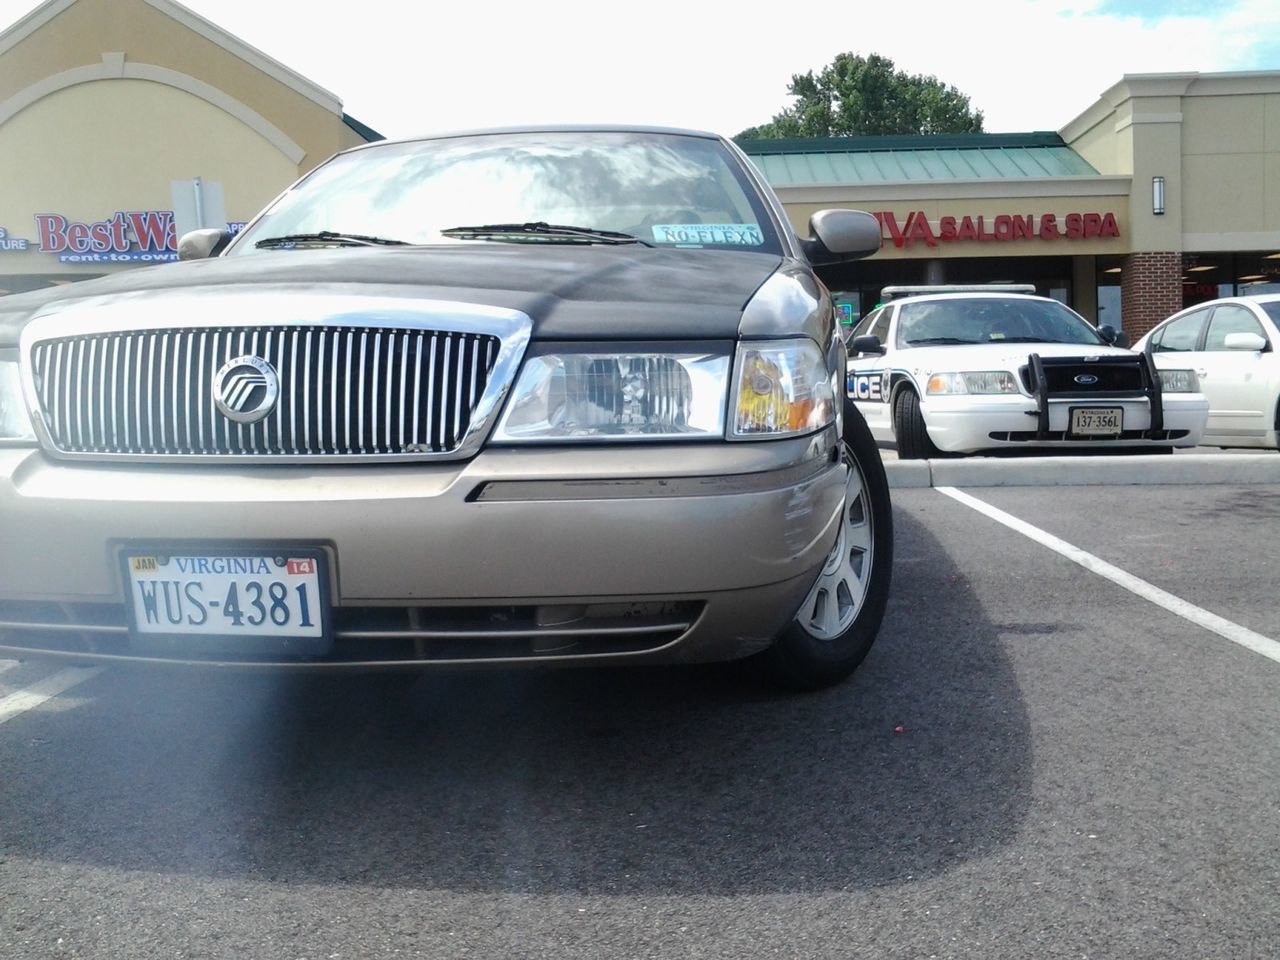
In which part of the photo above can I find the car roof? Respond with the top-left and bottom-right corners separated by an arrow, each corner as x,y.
340,125 -> 723,155
1205,293 -> 1280,304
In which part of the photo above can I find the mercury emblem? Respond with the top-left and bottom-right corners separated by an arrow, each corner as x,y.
213,354 -> 280,424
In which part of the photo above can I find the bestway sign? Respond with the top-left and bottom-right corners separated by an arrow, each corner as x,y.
34,211 -> 178,264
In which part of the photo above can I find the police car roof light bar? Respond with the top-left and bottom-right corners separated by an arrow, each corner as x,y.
879,284 -> 1037,301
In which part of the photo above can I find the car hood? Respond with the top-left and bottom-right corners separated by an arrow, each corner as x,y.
890,341 -> 1135,371
0,244 -> 785,346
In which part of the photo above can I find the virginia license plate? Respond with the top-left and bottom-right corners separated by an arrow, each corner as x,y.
1069,406 -> 1123,437
124,548 -> 326,641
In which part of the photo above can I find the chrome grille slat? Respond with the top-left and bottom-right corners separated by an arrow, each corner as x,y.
411,333 -> 423,449
92,337 -> 106,449
145,333 -> 157,453
28,325 -> 500,459
425,333 -> 438,452
122,335 -> 134,452
398,332 -> 409,450
157,334 -> 169,452
71,338 -> 85,450
180,331 -> 192,453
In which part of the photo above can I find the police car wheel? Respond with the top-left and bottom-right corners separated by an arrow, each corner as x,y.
893,389 -> 940,460
763,398 -> 894,691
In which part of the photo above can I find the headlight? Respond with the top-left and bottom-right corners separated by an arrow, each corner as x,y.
0,356 -> 36,443
1158,369 -> 1199,393
492,348 -> 730,441
731,338 -> 834,438
926,370 -> 1020,395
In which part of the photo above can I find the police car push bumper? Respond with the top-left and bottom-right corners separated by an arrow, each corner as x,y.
919,392 -> 1208,452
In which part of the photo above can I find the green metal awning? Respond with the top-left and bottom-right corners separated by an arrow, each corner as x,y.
738,132 -> 1099,186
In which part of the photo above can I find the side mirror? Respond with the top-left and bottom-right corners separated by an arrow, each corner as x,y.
1224,331 -> 1268,351
178,228 -> 231,261
1098,324 -> 1131,348
850,335 -> 885,357
803,209 -> 881,265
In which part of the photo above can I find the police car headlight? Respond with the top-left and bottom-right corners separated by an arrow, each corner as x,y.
0,355 -> 36,443
1158,369 -> 1199,393
926,371 -> 1020,395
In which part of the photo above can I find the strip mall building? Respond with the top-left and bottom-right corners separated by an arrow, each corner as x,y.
743,71 -> 1280,340
1,0 -> 1278,342
0,0 -> 380,297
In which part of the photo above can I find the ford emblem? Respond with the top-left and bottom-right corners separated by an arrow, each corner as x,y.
1074,374 -> 1099,385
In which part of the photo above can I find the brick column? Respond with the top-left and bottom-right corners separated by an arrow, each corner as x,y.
1120,252 -> 1183,343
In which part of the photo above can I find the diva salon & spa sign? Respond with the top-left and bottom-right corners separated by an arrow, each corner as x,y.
873,210 -> 1121,250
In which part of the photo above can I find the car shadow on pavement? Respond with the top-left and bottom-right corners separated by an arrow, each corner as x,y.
0,509 -> 1033,896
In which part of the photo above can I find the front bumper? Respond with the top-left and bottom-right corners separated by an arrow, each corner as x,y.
921,394 -> 1209,453
0,430 -> 844,668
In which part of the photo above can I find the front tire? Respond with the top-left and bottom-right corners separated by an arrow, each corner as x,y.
893,388 -> 941,460
763,398 -> 894,691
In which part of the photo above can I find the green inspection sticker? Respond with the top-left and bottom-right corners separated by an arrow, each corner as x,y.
651,223 -> 764,246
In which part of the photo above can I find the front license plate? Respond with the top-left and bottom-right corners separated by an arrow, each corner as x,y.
123,548 -> 327,645
1069,406 -> 1123,438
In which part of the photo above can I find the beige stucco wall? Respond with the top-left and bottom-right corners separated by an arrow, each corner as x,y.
1180,93 -> 1280,245
1062,73 -> 1280,254
0,78 -> 299,276
0,0 -> 349,171
0,0 -> 376,285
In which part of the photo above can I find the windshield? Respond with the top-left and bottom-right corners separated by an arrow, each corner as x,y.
895,297 -> 1107,348
1262,301 -> 1280,328
230,131 -> 782,255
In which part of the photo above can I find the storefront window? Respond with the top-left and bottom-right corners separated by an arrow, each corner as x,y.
1232,251 -> 1280,296
1096,256 -> 1123,329
1182,253 -> 1231,306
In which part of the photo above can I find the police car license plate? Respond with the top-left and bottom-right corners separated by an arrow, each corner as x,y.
124,549 -> 325,640
1069,406 -> 1123,437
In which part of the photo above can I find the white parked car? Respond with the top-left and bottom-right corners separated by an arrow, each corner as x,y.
1132,294 -> 1280,450
846,287 -> 1208,458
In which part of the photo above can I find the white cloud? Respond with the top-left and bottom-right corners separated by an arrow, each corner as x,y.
0,0 -> 1277,138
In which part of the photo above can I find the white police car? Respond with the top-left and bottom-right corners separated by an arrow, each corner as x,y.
846,286 -> 1208,458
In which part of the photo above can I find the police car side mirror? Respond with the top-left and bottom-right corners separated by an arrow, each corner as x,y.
803,210 -> 882,265
178,228 -> 231,261
1098,324 -> 1129,348
851,335 -> 885,357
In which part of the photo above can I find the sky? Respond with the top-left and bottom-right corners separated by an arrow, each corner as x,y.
2,0 -> 1279,140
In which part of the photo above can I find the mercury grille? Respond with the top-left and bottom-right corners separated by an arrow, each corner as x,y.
1019,358 -> 1145,395
29,327 -> 500,458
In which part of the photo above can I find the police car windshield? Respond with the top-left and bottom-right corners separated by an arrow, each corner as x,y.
896,297 -> 1106,348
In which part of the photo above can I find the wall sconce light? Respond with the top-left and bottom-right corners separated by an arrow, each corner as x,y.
1152,176 -> 1166,216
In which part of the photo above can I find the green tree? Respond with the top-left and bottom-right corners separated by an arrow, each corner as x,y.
738,53 -> 984,140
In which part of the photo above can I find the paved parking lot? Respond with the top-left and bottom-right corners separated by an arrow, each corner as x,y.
1,483 -> 1277,959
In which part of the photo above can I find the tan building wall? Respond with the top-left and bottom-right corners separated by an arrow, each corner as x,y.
1061,72 -> 1280,255
0,0 -> 377,289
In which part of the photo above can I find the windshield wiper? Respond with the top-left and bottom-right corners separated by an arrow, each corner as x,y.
987,336 -> 1088,344
254,231 -> 409,249
905,337 -> 982,346
441,221 -> 653,246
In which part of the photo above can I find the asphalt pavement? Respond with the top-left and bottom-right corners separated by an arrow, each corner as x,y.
1,484 -> 1277,959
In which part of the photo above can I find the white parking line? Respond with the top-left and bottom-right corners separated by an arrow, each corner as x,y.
936,486 -> 1280,666
0,667 -> 103,726
0,659 -> 19,676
